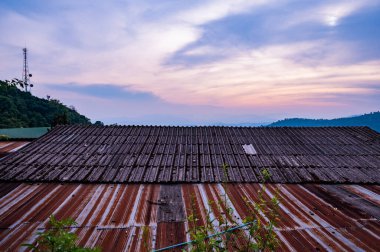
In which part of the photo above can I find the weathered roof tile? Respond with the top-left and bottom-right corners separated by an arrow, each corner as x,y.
0,125 -> 379,183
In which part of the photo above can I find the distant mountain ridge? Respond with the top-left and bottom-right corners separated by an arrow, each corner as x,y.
269,112 -> 380,132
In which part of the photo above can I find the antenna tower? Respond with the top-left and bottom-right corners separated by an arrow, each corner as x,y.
22,48 -> 33,92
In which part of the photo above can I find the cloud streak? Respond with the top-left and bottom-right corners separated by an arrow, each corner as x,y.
35,83 -> 276,125
0,0 -> 379,124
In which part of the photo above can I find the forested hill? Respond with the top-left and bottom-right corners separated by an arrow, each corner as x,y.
269,112 -> 380,132
0,80 -> 91,128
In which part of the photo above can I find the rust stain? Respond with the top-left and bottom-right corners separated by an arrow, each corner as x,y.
0,183 -> 379,251
155,222 -> 186,251
0,141 -> 29,155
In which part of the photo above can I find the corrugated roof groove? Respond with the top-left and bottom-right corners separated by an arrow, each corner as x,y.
0,125 -> 379,183
0,183 -> 379,251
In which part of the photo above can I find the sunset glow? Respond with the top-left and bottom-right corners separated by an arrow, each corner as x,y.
1,0 -> 379,124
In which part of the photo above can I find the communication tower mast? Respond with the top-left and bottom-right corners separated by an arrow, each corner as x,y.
22,48 -> 33,92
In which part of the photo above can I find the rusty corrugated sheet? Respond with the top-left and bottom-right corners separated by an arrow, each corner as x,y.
0,183 -> 379,251
0,125 -> 379,183
0,141 -> 29,158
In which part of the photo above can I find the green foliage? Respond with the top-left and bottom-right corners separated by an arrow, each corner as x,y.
142,226 -> 150,251
185,164 -> 237,251
52,111 -> 69,127
0,80 -> 91,128
186,195 -> 222,252
185,166 -> 280,252
260,168 -> 271,182
22,215 -> 100,252
4,78 -> 26,89
94,121 -> 104,126
241,169 -> 280,251
0,134 -> 10,141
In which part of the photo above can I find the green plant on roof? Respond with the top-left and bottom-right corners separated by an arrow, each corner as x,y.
22,215 -> 100,252
142,225 -> 151,251
186,194 -> 219,251
260,168 -> 271,182
184,166 -> 280,251
0,134 -> 9,141
241,168 -> 280,251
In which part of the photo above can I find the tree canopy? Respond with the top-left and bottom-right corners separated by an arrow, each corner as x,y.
0,80 -> 91,128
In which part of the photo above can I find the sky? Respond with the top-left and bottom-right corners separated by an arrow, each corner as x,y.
1,0 -> 380,125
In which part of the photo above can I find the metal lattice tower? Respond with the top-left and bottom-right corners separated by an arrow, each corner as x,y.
22,48 -> 33,92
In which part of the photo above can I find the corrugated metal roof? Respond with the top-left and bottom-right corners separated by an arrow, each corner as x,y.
0,183 -> 378,251
0,125 -> 379,183
0,141 -> 29,158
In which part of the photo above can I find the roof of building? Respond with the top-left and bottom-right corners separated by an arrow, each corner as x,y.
1,126 -> 379,251
0,125 -> 379,183
0,141 -> 29,159
0,182 -> 379,251
0,127 -> 50,139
